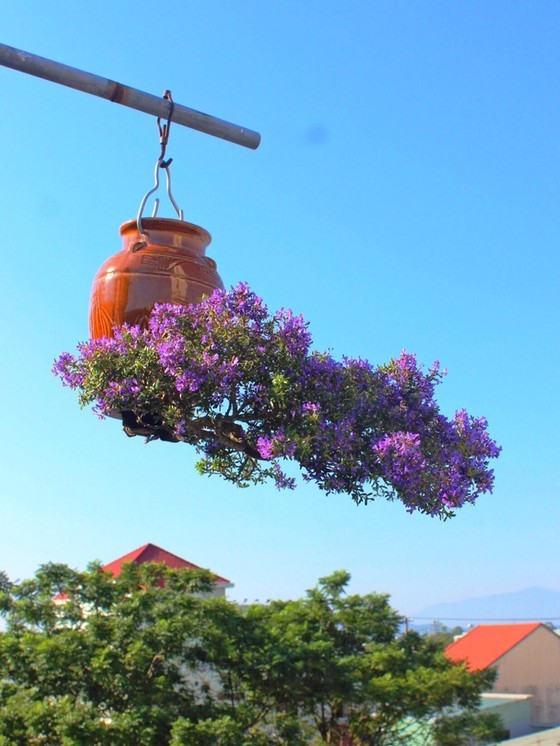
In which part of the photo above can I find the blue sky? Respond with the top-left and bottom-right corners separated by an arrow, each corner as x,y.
1,1 -> 559,616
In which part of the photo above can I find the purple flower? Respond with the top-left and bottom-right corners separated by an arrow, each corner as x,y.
257,436 -> 275,460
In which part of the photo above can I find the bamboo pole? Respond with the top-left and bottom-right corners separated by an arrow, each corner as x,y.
0,43 -> 261,150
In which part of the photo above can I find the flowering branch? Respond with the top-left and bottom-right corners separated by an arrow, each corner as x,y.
53,284 -> 500,518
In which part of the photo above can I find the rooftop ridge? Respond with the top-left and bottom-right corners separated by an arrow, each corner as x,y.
102,543 -> 232,586
445,622 -> 544,670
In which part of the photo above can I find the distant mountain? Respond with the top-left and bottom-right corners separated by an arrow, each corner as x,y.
412,587 -> 560,629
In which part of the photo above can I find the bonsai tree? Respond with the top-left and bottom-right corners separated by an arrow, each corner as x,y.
54,284 -> 500,518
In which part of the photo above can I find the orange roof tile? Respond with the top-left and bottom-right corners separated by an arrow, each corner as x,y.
103,543 -> 232,586
445,623 -> 543,670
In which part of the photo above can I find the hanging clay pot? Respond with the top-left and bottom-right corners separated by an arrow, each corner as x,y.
89,217 -> 224,339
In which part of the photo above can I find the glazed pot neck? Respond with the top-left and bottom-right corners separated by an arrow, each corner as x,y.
120,217 -> 212,254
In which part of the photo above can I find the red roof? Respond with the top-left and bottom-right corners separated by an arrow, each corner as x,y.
445,622 -> 543,670
103,543 -> 232,586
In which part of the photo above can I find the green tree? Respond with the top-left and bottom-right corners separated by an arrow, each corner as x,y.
0,564 -> 504,745
426,622 -> 465,647
0,562 -> 237,744
248,573 -> 502,745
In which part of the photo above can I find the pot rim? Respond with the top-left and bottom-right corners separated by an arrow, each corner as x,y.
119,217 -> 212,244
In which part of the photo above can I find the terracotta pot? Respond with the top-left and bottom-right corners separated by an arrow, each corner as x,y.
89,218 -> 224,339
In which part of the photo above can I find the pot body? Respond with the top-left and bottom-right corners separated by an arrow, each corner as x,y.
89,218 -> 224,338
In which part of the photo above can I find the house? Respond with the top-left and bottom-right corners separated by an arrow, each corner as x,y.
103,542 -> 234,597
502,725 -> 560,744
446,623 -> 560,729
478,694 -> 533,740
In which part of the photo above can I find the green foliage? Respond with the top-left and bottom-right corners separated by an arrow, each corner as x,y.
0,564 -> 503,745
426,622 -> 465,647
431,712 -> 509,745
170,716 -> 248,745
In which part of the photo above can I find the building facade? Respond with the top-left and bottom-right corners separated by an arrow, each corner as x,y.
446,623 -> 560,729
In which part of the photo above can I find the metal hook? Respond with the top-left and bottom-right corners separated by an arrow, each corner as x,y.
157,90 -> 174,162
160,161 -> 183,219
134,90 -> 184,248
